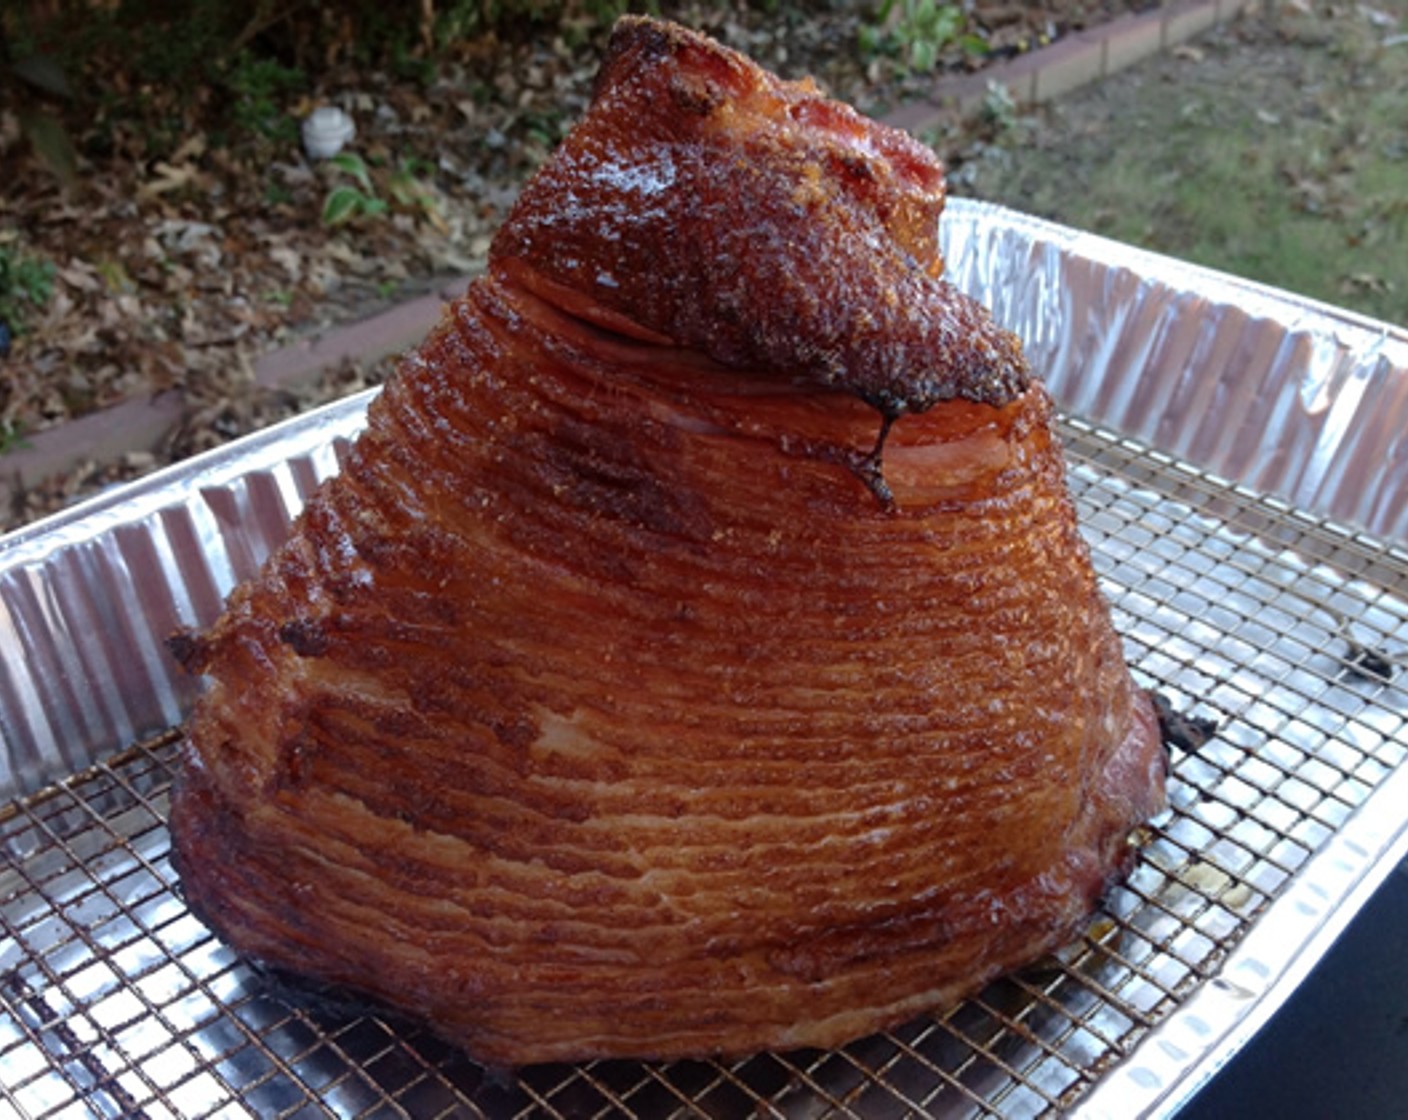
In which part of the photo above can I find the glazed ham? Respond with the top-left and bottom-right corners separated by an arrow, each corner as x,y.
169,17 -> 1167,1065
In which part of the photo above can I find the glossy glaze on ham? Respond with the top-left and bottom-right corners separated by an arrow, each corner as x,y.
170,16 -> 1167,1066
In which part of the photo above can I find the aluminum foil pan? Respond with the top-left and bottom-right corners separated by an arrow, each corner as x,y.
3,199 -> 1407,1118
944,200 -> 1408,543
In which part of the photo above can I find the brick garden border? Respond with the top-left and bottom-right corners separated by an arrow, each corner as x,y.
1,0 -> 1253,516
883,0 -> 1263,132
1,276 -> 475,513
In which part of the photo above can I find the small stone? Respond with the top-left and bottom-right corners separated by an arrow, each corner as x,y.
301,107 -> 357,160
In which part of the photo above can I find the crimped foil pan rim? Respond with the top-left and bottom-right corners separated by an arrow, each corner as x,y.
950,199 -> 1408,347
0,388 -> 376,566
943,198 -> 1408,545
0,392 -> 374,798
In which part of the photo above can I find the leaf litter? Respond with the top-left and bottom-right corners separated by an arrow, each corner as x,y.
1,0 -> 1150,532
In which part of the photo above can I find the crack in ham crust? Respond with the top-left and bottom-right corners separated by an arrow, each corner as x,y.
169,16 -> 1167,1067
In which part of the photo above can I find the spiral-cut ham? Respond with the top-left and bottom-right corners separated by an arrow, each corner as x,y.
169,16 -> 1167,1066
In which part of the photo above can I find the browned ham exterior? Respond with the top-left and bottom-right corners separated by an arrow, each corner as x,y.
169,17 -> 1167,1066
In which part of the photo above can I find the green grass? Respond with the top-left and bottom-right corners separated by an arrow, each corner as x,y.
956,7 -> 1408,327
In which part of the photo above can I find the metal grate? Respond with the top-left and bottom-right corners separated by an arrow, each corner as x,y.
3,417 -> 1406,1120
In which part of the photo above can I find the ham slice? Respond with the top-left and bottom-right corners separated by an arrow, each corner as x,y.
169,16 -> 1167,1065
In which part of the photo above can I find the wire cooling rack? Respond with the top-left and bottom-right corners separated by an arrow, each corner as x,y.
3,415 -> 1406,1119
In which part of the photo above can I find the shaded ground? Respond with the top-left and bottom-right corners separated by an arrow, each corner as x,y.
951,0 -> 1408,326
5,0 -> 1406,529
0,0 -> 1142,529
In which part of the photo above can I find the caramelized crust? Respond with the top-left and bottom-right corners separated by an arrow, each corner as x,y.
170,17 -> 1165,1066
493,16 -> 1029,414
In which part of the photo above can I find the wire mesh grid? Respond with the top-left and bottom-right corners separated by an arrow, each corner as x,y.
2,417 -> 1406,1120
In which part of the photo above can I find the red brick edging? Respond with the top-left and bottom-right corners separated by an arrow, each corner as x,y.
882,0 -> 1256,132
1,278 -> 474,514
